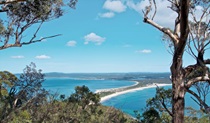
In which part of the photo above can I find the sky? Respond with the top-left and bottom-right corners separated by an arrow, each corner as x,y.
0,0 -> 208,73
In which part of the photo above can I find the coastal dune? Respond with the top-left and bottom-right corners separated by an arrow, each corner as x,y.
98,83 -> 171,103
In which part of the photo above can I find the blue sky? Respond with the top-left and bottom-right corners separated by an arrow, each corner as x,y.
0,0 -> 206,73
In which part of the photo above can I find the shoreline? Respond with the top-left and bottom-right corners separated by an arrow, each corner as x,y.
95,81 -> 138,93
99,83 -> 172,103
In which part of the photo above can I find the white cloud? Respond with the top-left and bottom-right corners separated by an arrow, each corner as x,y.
103,0 -> 127,13
99,12 -> 115,18
35,55 -> 51,59
67,40 -> 77,47
127,0 -> 177,28
84,33 -> 106,45
136,49 -> 152,53
11,55 -> 25,59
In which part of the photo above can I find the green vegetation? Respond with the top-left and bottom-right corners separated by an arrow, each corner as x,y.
1,63 -> 209,123
143,0 -> 210,122
0,0 -> 79,50
1,1 -> 210,123
0,63 -> 136,123
2,87 -> 135,123
135,87 -> 210,123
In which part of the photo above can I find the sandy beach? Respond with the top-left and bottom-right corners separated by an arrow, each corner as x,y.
99,83 -> 172,103
95,81 -> 138,93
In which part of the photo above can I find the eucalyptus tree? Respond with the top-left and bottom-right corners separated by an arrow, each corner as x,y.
143,0 -> 210,123
15,62 -> 46,103
0,0 -> 78,50
0,62 -> 48,122
0,71 -> 17,99
0,71 -> 17,120
145,84 -> 210,122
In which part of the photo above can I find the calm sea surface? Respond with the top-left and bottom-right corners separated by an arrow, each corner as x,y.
43,78 -> 210,117
42,78 -> 135,95
102,85 -> 210,117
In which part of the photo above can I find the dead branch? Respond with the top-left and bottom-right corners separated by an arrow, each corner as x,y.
21,34 -> 61,45
204,59 -> 210,64
0,0 -> 26,5
190,96 -> 201,107
144,18 -> 179,45
143,0 -> 152,18
151,0 -> 157,20
0,34 -> 61,50
186,36 -> 197,59
187,89 -> 210,113
186,76 -> 210,88
155,85 -> 173,116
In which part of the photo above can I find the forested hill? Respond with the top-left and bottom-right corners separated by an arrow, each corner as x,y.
44,72 -> 171,80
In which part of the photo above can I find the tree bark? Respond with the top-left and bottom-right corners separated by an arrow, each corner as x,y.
171,1 -> 190,123
171,62 -> 186,123
0,0 -> 26,5
142,0 -> 208,122
172,90 -> 185,123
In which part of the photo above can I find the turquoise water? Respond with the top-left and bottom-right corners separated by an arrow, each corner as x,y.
102,85 -> 210,117
102,86 -> 158,116
42,78 -> 210,118
42,78 -> 135,96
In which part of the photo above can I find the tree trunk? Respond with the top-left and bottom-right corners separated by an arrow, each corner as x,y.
172,80 -> 186,123
171,52 -> 186,123
170,1 -> 189,122
0,85 -> 2,99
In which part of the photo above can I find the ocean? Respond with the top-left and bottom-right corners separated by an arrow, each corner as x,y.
42,78 -> 135,96
102,85 -> 210,117
42,78 -> 210,118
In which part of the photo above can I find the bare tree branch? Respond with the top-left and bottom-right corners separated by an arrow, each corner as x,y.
151,0 -> 157,20
142,0 -> 152,18
26,22 -> 44,44
189,26 -> 199,51
155,84 -> 173,117
203,40 -> 210,51
142,0 -> 209,122
21,34 -> 61,45
204,59 -> 210,64
186,37 -> 197,59
0,0 -> 77,50
0,9 -> 7,12
190,96 -> 201,107
0,0 -> 26,5
186,76 -> 210,88
143,18 -> 179,45
161,97 -> 173,117
0,34 -> 61,50
187,89 -> 210,113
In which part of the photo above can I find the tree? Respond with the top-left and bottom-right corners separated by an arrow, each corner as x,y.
146,86 -> 173,117
68,85 -> 100,110
0,71 -> 17,99
141,108 -> 161,123
0,71 -> 18,120
0,0 -> 78,50
143,0 -> 210,122
15,62 -> 47,104
0,63 -> 49,122
145,85 -> 210,122
184,67 -> 210,113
